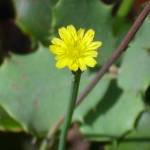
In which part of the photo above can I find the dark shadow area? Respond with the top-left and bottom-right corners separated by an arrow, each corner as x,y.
100,0 -> 122,16
144,86 -> 150,106
90,141 -> 105,150
0,131 -> 37,150
84,79 -> 122,125
0,0 -> 15,21
0,0 -> 35,65
101,0 -> 116,5
0,20 -> 32,55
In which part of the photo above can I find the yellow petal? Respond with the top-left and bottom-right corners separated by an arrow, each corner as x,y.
88,41 -> 102,50
55,55 -> 65,60
69,62 -> 78,71
58,27 -> 72,44
67,25 -> 77,41
84,57 -> 97,67
56,59 -> 68,68
49,45 -> 64,54
79,58 -> 87,71
84,51 -> 98,57
83,29 -> 95,45
51,37 -> 64,45
77,28 -> 85,40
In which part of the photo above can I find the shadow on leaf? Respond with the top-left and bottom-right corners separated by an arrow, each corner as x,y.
83,79 -> 122,125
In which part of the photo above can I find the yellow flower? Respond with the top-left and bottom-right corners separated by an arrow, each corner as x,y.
49,25 -> 102,71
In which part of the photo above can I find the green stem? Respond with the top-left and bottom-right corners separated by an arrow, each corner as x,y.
114,0 -> 135,35
117,0 -> 135,18
58,70 -> 81,150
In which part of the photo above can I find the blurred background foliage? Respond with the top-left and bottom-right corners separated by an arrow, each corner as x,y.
0,0 -> 150,150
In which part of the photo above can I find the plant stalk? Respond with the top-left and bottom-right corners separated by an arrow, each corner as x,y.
117,0 -> 135,18
58,70 -> 81,150
114,0 -> 135,34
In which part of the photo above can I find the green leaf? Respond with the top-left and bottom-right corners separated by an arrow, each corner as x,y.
127,111 -> 150,139
0,45 -> 71,136
13,0 -> 57,44
0,105 -> 22,132
52,0 -> 118,64
118,17 -> 150,92
105,16 -> 150,149
0,45 -> 108,136
105,112 -> 150,150
76,80 -> 144,140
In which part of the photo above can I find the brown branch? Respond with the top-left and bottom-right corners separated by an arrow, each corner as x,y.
40,1 -> 150,149
77,1 -> 150,105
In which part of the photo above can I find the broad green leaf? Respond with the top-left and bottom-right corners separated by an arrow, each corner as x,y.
0,45 -> 111,136
105,112 -> 150,150
13,0 -> 57,44
52,0 -> 117,64
127,111 -> 150,139
77,81 -> 144,140
0,46 -> 71,135
118,17 -> 150,92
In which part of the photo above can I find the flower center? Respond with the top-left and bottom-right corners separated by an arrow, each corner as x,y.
67,41 -> 82,59
71,48 -> 80,58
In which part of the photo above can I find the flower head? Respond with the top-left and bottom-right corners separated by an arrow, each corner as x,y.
49,25 -> 102,71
